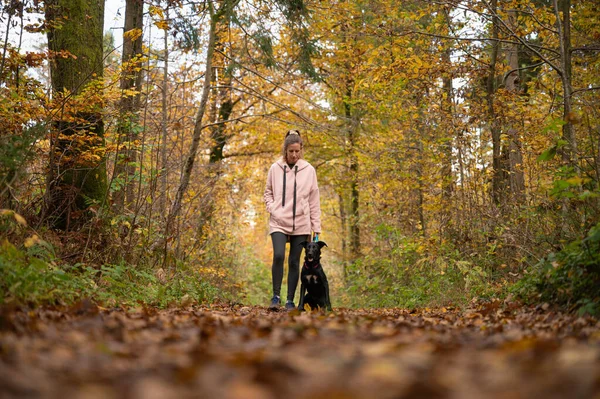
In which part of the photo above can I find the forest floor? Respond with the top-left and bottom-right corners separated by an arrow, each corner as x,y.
1,301 -> 599,399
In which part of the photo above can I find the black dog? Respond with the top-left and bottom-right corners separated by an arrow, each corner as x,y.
298,241 -> 332,311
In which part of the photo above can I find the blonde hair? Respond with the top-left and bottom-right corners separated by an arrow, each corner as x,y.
282,129 -> 303,161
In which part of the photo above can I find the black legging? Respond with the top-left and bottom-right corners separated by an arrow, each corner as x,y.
271,232 -> 309,302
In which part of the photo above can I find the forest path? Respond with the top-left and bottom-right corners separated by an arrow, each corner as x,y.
1,302 -> 599,399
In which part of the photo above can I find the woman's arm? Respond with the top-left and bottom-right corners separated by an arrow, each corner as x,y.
264,165 -> 275,213
309,167 -> 321,233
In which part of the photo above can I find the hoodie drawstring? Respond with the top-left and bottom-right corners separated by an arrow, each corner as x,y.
282,165 -> 286,207
292,165 -> 298,231
281,164 -> 298,232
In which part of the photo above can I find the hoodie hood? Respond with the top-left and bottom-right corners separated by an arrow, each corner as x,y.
275,158 -> 310,172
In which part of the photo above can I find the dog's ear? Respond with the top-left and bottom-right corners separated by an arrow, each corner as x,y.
317,241 -> 328,249
299,241 -> 309,248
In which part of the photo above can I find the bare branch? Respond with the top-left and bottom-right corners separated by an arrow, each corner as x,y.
572,86 -> 600,95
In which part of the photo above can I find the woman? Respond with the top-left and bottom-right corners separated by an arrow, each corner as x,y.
264,129 -> 322,310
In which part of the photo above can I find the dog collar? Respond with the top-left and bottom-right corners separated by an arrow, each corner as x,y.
303,260 -> 319,269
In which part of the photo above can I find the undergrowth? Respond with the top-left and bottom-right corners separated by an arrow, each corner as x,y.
511,222 -> 600,316
0,239 -> 223,308
343,255 -> 502,309
341,231 -> 504,309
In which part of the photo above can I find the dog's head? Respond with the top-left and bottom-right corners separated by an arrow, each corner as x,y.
300,240 -> 328,264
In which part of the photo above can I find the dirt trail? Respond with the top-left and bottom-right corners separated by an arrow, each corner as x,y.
1,302 -> 599,399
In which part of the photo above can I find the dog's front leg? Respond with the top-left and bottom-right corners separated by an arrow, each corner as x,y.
298,282 -> 306,311
322,272 -> 332,311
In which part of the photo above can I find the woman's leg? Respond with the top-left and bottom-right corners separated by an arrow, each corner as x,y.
271,232 -> 287,298
286,234 -> 310,303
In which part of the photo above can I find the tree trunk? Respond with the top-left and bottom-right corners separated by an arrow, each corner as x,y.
344,87 -> 361,260
486,0 -> 507,205
44,0 -> 106,230
338,191 -> 348,280
159,16 -> 169,215
164,4 -> 219,240
410,96 -> 426,236
504,9 -> 525,202
414,140 -> 425,235
194,16 -> 238,237
440,47 -> 454,233
554,0 -> 577,165
113,0 -> 144,212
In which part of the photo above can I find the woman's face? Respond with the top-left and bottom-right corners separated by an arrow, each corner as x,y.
286,143 -> 302,164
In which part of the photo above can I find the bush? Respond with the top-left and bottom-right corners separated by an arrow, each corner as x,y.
343,226 -> 501,309
0,239 -> 224,308
512,222 -> 600,315
0,240 -> 93,305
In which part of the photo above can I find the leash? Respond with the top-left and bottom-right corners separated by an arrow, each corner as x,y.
313,233 -> 319,242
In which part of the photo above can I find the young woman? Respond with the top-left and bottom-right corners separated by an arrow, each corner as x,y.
264,129 -> 322,310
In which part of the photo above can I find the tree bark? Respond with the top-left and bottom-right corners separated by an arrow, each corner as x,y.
504,9 -> 525,202
486,0 -> 507,205
113,0 -> 144,211
344,87 -> 361,260
338,191 -> 348,280
554,0 -> 577,165
44,0 -> 107,230
440,47 -> 454,233
159,14 -> 169,215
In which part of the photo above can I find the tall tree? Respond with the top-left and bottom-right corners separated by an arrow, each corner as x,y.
196,16 -> 237,237
44,0 -> 107,229
165,0 -> 237,241
502,6 -> 525,201
485,0 -> 506,205
553,0 -> 576,164
112,0 -> 145,211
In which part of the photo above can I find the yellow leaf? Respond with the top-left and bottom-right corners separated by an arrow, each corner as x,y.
24,235 -> 40,248
13,212 -> 27,226
148,5 -> 164,18
124,28 -> 143,41
154,20 -> 169,30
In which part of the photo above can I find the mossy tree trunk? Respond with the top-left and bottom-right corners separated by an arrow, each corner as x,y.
44,0 -> 107,230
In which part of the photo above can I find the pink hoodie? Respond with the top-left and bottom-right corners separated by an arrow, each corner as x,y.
264,158 -> 322,235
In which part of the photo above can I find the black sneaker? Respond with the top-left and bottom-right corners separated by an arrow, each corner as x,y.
268,296 -> 280,310
285,300 -> 295,311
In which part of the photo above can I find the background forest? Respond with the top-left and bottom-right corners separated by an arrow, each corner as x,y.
1,0 -> 599,314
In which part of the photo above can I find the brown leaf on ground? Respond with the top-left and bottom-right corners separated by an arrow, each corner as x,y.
1,304 -> 599,399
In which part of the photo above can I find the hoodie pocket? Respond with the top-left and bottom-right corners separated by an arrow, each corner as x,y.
296,198 -> 308,216
270,205 -> 283,225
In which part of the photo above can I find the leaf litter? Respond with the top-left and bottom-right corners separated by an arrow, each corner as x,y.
1,300 -> 599,399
